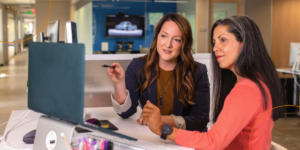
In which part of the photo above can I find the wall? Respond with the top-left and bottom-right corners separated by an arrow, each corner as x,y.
8,13 -> 15,59
36,0 -> 70,42
208,0 -> 243,52
177,0 -> 196,51
213,3 -> 237,19
271,0 -> 300,78
75,1 -> 93,55
0,7 -> 3,65
196,0 -> 209,53
7,14 -> 15,43
245,0 -> 272,54
92,1 -> 176,52
0,3 -> 8,65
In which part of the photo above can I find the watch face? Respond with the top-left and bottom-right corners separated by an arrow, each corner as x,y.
162,124 -> 173,135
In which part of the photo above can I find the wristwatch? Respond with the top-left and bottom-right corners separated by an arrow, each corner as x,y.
160,124 -> 173,140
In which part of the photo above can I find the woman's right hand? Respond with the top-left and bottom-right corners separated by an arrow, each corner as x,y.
107,63 -> 125,84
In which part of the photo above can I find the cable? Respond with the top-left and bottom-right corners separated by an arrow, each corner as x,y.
0,109 -> 29,128
283,74 -> 288,117
0,109 -> 29,142
0,110 -> 32,150
293,74 -> 300,87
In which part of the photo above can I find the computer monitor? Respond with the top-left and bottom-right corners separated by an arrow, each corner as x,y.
65,21 -> 78,43
289,43 -> 300,66
39,32 -> 44,42
47,20 -> 60,43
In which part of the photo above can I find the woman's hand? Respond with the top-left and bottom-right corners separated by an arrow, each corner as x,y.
161,116 -> 176,127
142,101 -> 164,135
107,63 -> 126,105
137,115 -> 148,125
107,63 -> 125,84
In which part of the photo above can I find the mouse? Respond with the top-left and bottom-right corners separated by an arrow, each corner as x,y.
23,129 -> 36,144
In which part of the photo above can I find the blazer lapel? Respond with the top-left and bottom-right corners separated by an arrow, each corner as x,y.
147,66 -> 157,105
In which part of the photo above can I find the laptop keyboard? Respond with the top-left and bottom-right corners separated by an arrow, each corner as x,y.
87,132 -> 179,150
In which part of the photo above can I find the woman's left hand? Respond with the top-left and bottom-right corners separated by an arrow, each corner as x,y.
142,100 -> 164,135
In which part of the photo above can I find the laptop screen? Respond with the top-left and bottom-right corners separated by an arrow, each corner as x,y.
28,42 -> 85,124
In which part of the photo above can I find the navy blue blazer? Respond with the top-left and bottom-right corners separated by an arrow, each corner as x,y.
119,57 -> 210,132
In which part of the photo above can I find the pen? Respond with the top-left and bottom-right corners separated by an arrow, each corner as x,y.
105,140 -> 109,150
86,140 -> 91,150
101,140 -> 105,150
107,141 -> 113,150
101,64 -> 116,69
78,139 -> 83,150
92,140 -> 97,150
83,137 -> 87,150
60,133 -> 73,150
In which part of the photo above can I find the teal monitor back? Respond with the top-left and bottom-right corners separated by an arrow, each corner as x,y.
28,42 -> 85,124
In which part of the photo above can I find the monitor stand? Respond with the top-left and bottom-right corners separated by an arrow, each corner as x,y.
33,115 -> 76,150
292,55 -> 300,71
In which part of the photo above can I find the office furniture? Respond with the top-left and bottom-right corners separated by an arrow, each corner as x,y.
0,107 -> 192,150
276,68 -> 300,115
23,34 -> 33,47
94,50 -> 141,54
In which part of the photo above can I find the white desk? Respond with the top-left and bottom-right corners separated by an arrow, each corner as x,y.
276,68 -> 300,115
0,107 -> 192,150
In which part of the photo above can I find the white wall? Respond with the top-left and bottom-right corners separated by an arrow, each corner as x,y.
75,1 -> 93,55
7,14 -> 15,42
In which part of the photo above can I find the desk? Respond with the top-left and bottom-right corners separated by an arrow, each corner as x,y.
276,68 -> 300,115
0,107 -> 192,150
94,51 -> 141,54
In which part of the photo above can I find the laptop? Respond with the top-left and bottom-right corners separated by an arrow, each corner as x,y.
28,42 -> 85,124
28,42 -> 136,150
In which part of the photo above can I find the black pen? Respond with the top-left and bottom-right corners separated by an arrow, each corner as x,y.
101,64 -> 116,69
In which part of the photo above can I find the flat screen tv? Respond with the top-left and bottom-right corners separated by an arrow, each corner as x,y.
106,15 -> 145,37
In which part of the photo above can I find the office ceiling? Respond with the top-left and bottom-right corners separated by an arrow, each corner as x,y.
0,0 -> 72,4
0,0 -> 35,5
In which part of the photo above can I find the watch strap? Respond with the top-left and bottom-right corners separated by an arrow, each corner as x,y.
160,132 -> 167,140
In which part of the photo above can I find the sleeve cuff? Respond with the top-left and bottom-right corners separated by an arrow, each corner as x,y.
111,90 -> 132,114
171,114 -> 186,130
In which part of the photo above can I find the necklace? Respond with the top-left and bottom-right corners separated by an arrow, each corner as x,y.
158,76 -> 173,115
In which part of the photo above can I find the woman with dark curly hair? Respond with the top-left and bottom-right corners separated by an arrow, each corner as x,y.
142,16 -> 284,150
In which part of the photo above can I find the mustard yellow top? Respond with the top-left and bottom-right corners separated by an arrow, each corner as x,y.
156,67 -> 175,115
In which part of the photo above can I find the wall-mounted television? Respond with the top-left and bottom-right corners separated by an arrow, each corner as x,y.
106,15 -> 145,37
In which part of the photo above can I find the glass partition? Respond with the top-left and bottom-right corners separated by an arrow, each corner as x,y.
91,0 -> 196,53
